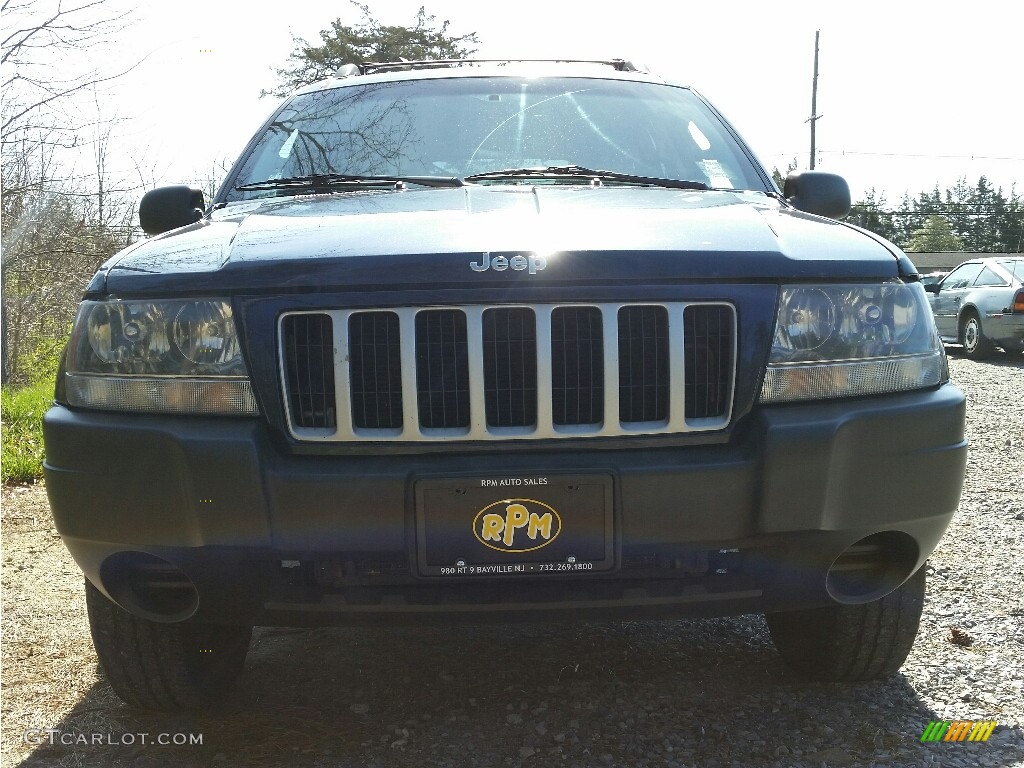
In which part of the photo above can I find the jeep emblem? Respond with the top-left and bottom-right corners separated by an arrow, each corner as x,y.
469,252 -> 547,274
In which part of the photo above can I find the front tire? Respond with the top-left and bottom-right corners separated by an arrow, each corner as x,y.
961,312 -> 994,359
766,566 -> 926,682
85,579 -> 252,710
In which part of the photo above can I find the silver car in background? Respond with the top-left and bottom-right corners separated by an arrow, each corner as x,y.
925,257 -> 1024,358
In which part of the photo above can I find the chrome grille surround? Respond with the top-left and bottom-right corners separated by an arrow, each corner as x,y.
279,303 -> 736,442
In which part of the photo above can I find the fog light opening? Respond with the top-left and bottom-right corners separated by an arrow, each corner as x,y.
826,532 -> 918,604
100,552 -> 199,623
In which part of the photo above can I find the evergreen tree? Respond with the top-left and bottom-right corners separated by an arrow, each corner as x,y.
814,177 -> 1024,254
965,176 -> 997,251
944,177 -> 973,247
890,193 -> 916,248
907,215 -> 963,252
850,189 -> 896,241
266,3 -> 480,97
770,158 -> 799,191
993,184 -> 1024,253
901,186 -> 944,246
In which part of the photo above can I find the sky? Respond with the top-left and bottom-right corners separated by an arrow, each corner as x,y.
14,0 -> 1024,206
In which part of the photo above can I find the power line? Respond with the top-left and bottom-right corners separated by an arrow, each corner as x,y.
772,149 -> 1024,162
852,204 -> 1024,212
825,150 -> 1024,162
852,211 -> 1019,217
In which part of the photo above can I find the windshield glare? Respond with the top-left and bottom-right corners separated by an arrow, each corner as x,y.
226,77 -> 767,201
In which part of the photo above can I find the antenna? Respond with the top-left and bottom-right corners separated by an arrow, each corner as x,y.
807,30 -> 823,170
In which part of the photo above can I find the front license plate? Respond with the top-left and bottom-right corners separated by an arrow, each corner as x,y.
414,474 -> 615,577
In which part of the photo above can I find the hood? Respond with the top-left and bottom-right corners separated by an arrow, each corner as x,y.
98,186 -> 899,294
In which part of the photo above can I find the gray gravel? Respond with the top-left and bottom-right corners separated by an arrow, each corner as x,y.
11,351 -> 1024,768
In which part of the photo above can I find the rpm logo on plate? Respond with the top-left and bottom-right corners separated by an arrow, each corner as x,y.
472,499 -> 561,553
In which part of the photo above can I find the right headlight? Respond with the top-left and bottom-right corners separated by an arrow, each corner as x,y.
760,282 -> 947,403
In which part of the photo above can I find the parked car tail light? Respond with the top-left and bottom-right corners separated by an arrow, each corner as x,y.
62,299 -> 258,415
760,282 -> 946,403
1013,289 -> 1024,313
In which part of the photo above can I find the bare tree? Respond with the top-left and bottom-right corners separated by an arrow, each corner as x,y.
1,0 -> 132,139
1,0 -> 138,386
189,156 -> 235,206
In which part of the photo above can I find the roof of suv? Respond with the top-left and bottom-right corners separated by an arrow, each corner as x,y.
293,58 -> 674,95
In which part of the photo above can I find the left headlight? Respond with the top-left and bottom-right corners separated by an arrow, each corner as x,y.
760,282 -> 947,403
62,299 -> 259,415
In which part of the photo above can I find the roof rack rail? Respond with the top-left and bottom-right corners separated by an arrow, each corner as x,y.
335,59 -> 642,77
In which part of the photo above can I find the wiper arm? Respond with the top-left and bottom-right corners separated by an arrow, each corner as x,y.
463,165 -> 709,191
235,173 -> 464,191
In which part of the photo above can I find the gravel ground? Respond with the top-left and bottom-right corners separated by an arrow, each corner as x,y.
2,352 -> 1022,768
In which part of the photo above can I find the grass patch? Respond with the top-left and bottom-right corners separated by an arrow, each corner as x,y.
1,380 -> 54,484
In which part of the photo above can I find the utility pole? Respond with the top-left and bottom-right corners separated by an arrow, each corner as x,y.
808,30 -> 822,170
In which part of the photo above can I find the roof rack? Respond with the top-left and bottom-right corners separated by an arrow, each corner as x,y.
335,59 -> 642,78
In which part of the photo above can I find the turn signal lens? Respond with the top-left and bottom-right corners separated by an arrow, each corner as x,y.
1012,289 -> 1024,313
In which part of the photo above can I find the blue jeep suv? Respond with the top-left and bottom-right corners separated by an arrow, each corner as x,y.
43,59 -> 967,710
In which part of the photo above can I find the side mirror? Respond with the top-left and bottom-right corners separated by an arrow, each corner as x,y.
139,186 -> 206,236
783,171 -> 851,219
924,282 -> 940,294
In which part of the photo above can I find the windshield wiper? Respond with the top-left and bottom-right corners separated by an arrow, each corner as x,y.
235,173 -> 464,191
463,165 -> 709,191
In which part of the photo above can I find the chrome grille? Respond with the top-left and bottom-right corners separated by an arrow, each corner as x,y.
279,303 -> 736,442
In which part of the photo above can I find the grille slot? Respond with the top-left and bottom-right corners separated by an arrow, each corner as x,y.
416,310 -> 470,429
282,313 -> 335,429
618,305 -> 669,423
684,305 -> 734,420
483,308 -> 537,427
279,303 -> 735,441
349,312 -> 403,429
551,307 -> 603,426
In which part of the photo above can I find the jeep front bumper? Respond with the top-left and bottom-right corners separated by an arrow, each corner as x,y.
43,383 -> 966,626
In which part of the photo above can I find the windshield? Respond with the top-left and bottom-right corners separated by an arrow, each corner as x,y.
225,76 -> 768,201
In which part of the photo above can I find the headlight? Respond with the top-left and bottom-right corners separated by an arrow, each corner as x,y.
63,299 -> 258,415
760,283 -> 946,403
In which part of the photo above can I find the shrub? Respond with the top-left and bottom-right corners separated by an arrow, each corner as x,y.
1,380 -> 54,484
17,333 -> 66,386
